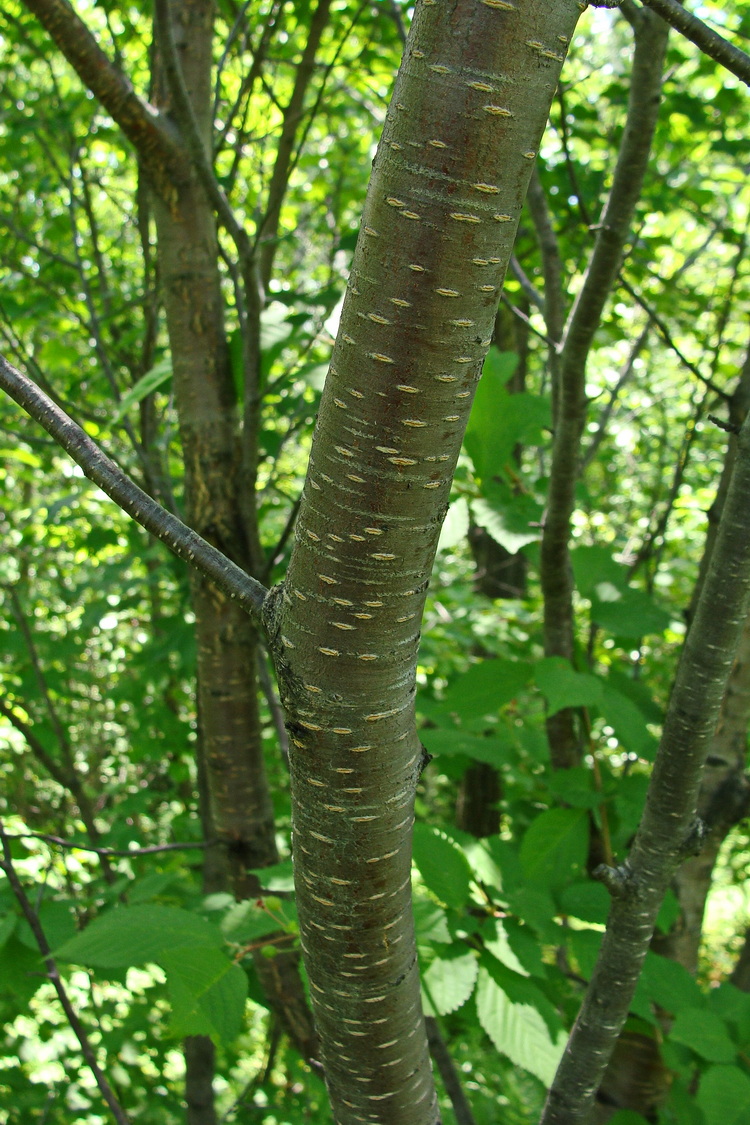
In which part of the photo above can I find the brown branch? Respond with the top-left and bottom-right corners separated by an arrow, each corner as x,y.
257,0 -> 333,287
641,0 -> 750,86
425,1017 -> 477,1125
542,406 -> 750,1123
540,8 -> 669,768
0,355 -> 268,620
21,0 -> 186,202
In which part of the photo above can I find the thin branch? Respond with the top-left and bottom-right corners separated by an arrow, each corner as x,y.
0,820 -> 132,1125
21,0 -> 185,201
508,255 -> 545,311
541,406 -> 750,1125
540,9 -> 670,768
500,295 -> 559,350
425,1017 -> 477,1125
618,273 -> 730,400
581,323 -> 650,470
257,652 -> 290,766
641,0 -> 750,86
2,830 -> 218,858
0,355 -> 268,621
256,0 -> 333,287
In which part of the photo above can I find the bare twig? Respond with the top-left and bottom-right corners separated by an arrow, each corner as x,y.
0,820 -> 132,1125
0,355 -> 268,620
641,0 -> 750,86
1,830 -> 218,858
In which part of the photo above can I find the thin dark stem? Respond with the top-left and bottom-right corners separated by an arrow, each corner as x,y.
425,1017 -> 477,1125
0,355 -> 268,620
2,831 -> 219,858
618,274 -> 730,401
0,820 -> 132,1125
641,0 -> 750,86
542,408 -> 750,1123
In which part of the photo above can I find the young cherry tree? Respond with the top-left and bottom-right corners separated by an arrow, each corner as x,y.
5,1 -> 750,1124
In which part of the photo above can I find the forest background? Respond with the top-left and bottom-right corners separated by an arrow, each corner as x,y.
1,1 -> 750,1124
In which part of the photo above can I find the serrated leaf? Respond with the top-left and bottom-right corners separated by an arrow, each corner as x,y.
422,948 -> 477,1016
465,348 -> 549,482
697,1065 -> 750,1125
414,897 -> 451,948
482,918 -> 528,977
520,808 -> 589,890
161,944 -> 247,1045
534,658 -> 603,716
472,493 -> 541,553
413,824 -> 472,909
54,905 -> 224,968
475,965 -> 565,1085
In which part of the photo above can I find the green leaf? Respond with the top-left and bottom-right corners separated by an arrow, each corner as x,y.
534,658 -> 603,716
0,911 -> 16,950
222,898 -> 296,943
598,682 -> 658,759
422,947 -> 478,1016
670,1007 -> 735,1062
571,545 -> 626,599
247,859 -> 295,893
112,357 -> 172,421
558,880 -> 611,925
547,766 -> 600,809
18,900 -> 76,952
566,928 -> 603,980
440,658 -> 532,720
520,808 -> 589,890
606,1113 -> 650,1125
708,984 -> 750,1048
590,587 -> 671,640
472,490 -> 542,553
412,824 -> 472,909
465,348 -> 550,483
54,905 -> 224,968
697,1065 -> 750,1125
420,727 -> 510,767
413,897 -> 451,949
635,952 -> 704,1015
475,965 -> 565,1085
482,918 -> 529,977
161,944 -> 248,1045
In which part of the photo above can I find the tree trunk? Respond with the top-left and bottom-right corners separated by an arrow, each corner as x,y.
150,0 -> 318,1061
653,350 -> 750,973
263,2 -> 583,1120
